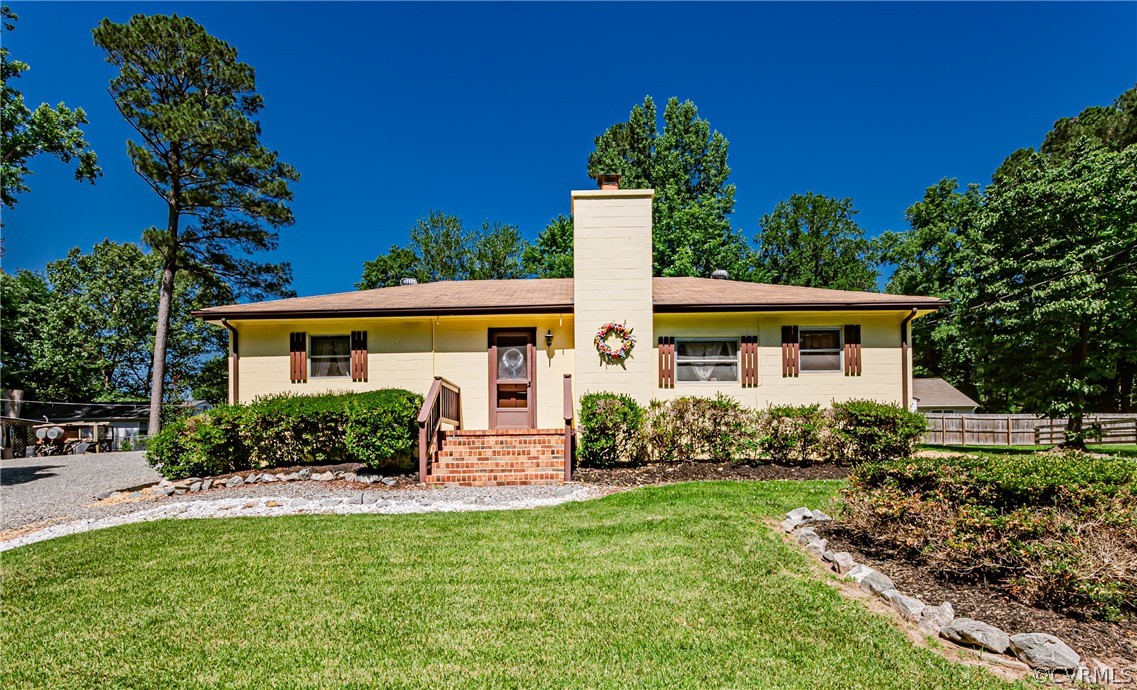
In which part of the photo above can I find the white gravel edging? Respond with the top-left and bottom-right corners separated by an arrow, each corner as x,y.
0,485 -> 603,552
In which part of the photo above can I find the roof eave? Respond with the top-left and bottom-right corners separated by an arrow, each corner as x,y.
652,301 -> 948,313
193,303 -> 576,322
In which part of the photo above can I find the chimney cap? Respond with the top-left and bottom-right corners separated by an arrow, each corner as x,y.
596,173 -> 621,190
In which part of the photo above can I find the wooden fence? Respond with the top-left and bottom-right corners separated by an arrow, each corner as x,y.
921,413 -> 1137,446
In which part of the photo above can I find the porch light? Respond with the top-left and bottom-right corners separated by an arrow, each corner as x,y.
545,329 -> 554,349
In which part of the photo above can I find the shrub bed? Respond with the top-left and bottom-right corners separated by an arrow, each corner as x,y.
147,389 -> 422,479
840,453 -> 1137,620
577,394 -> 922,467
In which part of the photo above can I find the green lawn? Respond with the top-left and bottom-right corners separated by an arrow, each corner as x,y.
1,482 -> 1021,689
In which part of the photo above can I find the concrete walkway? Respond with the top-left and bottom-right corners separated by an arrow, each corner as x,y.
0,451 -> 160,532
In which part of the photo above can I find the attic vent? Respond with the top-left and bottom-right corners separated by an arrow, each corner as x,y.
711,269 -> 729,280
400,278 -> 418,286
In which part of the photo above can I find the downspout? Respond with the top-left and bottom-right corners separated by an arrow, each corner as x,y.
900,308 -> 917,410
222,319 -> 239,405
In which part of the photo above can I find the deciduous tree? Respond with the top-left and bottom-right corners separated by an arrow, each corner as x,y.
522,215 -> 574,279
588,96 -> 761,280
357,211 -> 527,288
755,192 -> 878,291
1,6 -> 99,209
93,14 -> 298,434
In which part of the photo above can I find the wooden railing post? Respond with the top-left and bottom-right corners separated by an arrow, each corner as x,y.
416,377 -> 461,484
563,374 -> 573,482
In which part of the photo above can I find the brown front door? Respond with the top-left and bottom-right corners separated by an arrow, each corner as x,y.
489,329 -> 536,429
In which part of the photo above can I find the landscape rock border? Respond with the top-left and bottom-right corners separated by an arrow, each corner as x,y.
95,468 -> 401,503
778,506 -> 1110,682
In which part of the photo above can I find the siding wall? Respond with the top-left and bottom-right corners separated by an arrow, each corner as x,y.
652,311 -> 910,407
232,315 -> 574,429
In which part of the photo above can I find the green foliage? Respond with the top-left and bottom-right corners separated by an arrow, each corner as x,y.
577,392 -> 645,468
343,391 -> 421,473
358,211 -> 528,288
644,395 -> 760,463
878,179 -> 983,392
882,85 -> 1137,417
0,241 -> 228,402
0,7 -> 99,209
843,453 -> 1137,619
588,96 -> 763,281
93,13 -> 298,433
830,399 -> 926,463
146,389 -> 423,478
522,214 -> 574,279
147,405 -> 248,479
756,192 -> 879,291
757,404 -> 831,465
965,141 -> 1137,428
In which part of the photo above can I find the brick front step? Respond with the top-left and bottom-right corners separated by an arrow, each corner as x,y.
427,428 -> 568,486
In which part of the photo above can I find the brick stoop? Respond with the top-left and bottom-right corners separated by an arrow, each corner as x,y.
427,428 -> 567,486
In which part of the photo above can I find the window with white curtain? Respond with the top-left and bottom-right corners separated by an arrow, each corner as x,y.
676,339 -> 739,383
309,335 -> 351,378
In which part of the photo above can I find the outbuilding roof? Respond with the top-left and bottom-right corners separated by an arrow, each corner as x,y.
195,277 -> 947,321
912,378 -> 980,410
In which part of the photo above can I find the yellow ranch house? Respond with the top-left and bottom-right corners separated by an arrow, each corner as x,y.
196,178 -> 945,485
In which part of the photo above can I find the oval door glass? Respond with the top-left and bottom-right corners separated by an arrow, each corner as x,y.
498,344 -> 527,381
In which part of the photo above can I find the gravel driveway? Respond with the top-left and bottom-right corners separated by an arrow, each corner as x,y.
1,451 -> 160,532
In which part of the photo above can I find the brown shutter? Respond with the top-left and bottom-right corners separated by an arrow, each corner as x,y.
781,326 -> 799,377
658,336 -> 675,388
351,330 -> 368,382
289,332 -> 308,383
843,325 -> 862,376
741,335 -> 759,387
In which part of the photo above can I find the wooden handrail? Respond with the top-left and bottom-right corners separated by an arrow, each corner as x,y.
563,374 -> 573,482
418,376 -> 461,482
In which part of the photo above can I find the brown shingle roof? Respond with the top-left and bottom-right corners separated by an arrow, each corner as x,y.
651,277 -> 947,311
913,378 -> 979,409
195,277 -> 946,320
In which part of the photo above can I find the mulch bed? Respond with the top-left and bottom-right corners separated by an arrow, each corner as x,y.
574,462 -> 849,486
816,523 -> 1137,668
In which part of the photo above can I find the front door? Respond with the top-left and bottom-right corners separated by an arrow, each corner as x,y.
489,329 -> 536,429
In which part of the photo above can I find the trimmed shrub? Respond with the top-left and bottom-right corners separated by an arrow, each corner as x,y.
757,404 -> 833,465
578,392 -> 645,468
841,453 -> 1137,620
146,389 -> 422,479
645,394 -> 761,463
831,399 -> 926,463
344,389 -> 421,472
146,405 -> 248,479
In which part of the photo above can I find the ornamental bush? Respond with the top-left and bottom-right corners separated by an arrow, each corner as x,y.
830,399 -> 927,463
146,389 -> 423,479
757,404 -> 833,465
841,453 -> 1137,620
645,394 -> 761,463
578,392 -> 645,468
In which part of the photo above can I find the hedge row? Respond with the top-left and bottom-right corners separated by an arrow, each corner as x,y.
576,393 -> 926,468
147,389 -> 422,479
841,453 -> 1137,620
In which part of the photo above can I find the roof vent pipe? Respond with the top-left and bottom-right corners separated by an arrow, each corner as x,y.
399,277 -> 418,286
711,269 -> 729,280
596,174 -> 620,190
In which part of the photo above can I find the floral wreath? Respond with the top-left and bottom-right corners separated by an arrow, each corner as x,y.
594,321 -> 636,363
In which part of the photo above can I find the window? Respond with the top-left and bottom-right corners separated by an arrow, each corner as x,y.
676,339 -> 739,382
310,335 -> 351,377
799,328 -> 842,372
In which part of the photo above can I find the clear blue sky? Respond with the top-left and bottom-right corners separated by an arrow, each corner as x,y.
5,1 -> 1135,297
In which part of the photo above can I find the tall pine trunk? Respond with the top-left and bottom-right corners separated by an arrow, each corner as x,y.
147,204 -> 179,437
